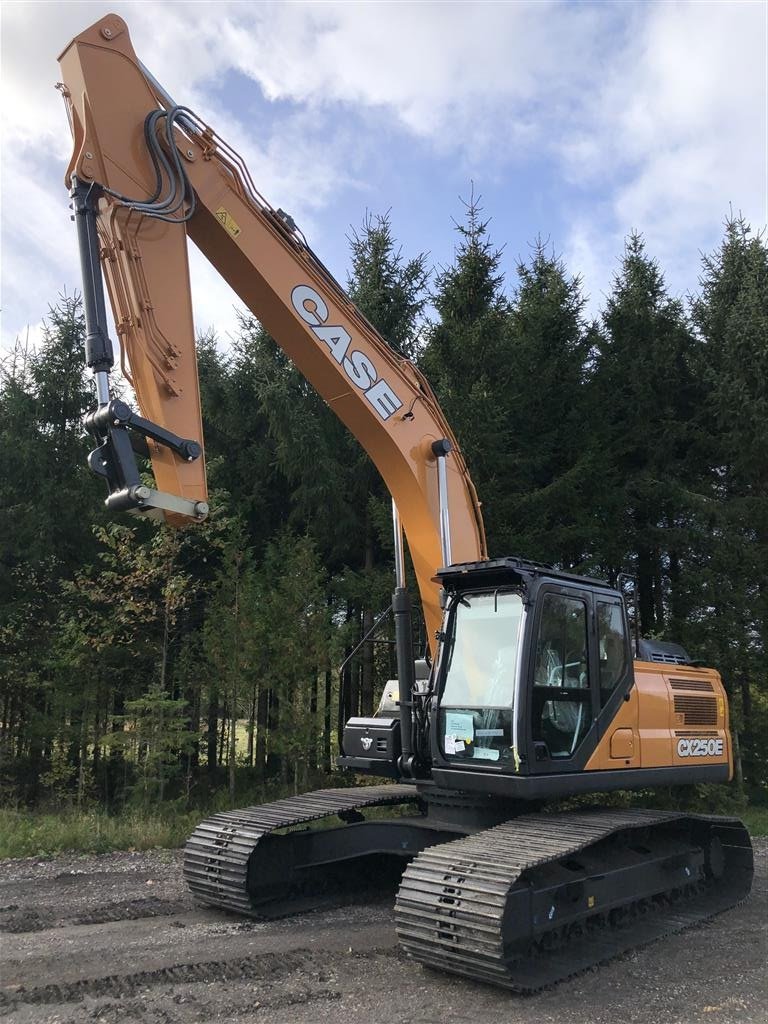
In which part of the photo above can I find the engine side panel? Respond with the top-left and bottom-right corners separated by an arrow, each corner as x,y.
585,661 -> 732,776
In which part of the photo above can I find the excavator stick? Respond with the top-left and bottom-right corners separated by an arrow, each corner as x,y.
71,178 -> 209,524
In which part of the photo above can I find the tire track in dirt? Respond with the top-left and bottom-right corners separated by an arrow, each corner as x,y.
0,896 -> 186,933
0,946 -> 389,1012
1,842 -> 765,1024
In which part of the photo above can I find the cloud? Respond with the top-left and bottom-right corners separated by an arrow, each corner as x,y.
561,1 -> 767,309
0,1 -> 367,350
212,1 -> 600,143
1,1 -> 765,352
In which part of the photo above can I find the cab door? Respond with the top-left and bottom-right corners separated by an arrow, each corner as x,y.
526,585 -> 600,773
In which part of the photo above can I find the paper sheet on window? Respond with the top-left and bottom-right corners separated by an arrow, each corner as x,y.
444,711 -> 474,743
472,747 -> 500,761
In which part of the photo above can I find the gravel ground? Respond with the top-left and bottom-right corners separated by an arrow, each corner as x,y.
0,837 -> 765,1024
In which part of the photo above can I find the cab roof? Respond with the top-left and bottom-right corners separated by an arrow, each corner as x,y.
435,556 -> 617,593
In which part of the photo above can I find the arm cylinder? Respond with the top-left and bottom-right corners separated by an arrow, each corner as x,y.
71,179 -> 115,403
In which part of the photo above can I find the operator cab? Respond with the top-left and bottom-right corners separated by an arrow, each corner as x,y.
338,556 -> 637,794
433,557 -> 633,781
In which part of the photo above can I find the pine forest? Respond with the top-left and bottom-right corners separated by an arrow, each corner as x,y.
1,201 -> 766,841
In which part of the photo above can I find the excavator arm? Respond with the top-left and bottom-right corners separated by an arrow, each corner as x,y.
58,13 -> 486,643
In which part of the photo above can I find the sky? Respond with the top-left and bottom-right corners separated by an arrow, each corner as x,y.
1,0 -> 766,354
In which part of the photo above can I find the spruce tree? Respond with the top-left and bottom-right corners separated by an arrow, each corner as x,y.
690,218 -> 768,791
347,211 -> 429,360
0,296 -> 100,799
202,523 -> 259,798
420,192 -> 511,555
501,241 -> 593,567
0,295 -> 99,584
250,530 -> 331,791
591,233 -> 702,634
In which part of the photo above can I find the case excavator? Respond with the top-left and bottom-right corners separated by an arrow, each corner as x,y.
57,14 -> 753,991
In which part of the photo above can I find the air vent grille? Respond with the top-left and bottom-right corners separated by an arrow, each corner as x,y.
670,678 -> 714,692
674,695 -> 718,726
650,652 -> 689,664
675,730 -> 718,738
376,738 -> 387,752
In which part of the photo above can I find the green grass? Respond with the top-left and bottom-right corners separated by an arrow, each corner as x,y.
741,805 -> 768,837
1,798 -> 765,861
0,807 -> 204,859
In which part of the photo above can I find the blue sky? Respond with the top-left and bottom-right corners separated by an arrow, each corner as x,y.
2,1 -> 766,351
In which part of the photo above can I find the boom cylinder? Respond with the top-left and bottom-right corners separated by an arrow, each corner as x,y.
432,439 -> 453,567
392,499 -> 406,589
393,585 -> 416,774
392,497 -> 415,772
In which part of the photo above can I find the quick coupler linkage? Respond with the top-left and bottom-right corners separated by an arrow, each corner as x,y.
85,398 -> 207,520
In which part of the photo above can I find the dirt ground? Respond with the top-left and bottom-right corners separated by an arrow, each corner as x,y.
1,838 -> 765,1024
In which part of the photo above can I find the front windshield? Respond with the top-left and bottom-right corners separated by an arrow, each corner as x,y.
441,591 -> 524,709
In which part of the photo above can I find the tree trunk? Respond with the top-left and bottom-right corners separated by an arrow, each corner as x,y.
255,687 -> 268,779
219,707 -> 227,767
229,703 -> 237,803
77,714 -> 87,809
229,566 -> 240,804
637,545 -> 655,634
668,544 -> 682,639
92,705 -> 101,778
739,672 -> 753,722
653,552 -> 664,632
206,690 -> 218,773
187,684 -> 200,772
247,684 -> 256,767
323,668 -> 332,771
732,727 -> 744,795
266,690 -> 281,778
309,666 -> 318,774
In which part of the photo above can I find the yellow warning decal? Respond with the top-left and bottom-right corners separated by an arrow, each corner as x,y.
216,207 -> 241,238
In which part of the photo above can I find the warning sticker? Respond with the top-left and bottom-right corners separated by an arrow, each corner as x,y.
216,207 -> 241,238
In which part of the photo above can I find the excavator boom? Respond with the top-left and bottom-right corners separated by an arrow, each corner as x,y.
58,13 -> 485,643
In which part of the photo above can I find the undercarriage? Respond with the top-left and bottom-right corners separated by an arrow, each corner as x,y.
184,785 -> 753,991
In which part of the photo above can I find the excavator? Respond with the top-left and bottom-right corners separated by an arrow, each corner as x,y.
57,14 -> 752,991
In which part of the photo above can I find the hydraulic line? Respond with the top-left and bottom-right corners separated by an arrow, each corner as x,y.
99,107 -> 197,223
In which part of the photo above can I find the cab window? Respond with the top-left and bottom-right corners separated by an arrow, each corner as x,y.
532,593 -> 590,758
439,591 -> 524,765
441,592 -> 524,709
597,600 -> 627,704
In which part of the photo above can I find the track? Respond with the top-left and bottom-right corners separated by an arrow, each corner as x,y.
395,809 -> 753,991
184,784 -> 419,914
185,788 -> 753,992
1,841 -> 765,1023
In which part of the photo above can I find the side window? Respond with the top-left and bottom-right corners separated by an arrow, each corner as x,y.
533,594 -> 588,689
532,594 -> 590,758
597,600 -> 627,704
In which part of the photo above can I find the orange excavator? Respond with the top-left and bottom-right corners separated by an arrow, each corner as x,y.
58,14 -> 752,991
